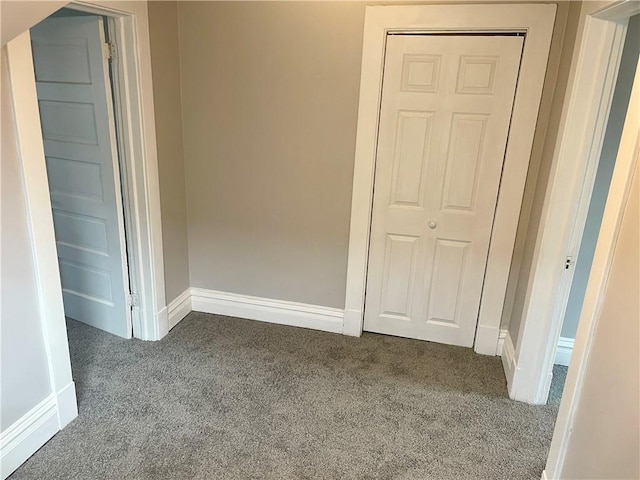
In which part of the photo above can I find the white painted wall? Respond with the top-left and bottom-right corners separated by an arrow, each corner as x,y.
559,160 -> 639,479
561,14 -> 639,339
0,47 -> 53,431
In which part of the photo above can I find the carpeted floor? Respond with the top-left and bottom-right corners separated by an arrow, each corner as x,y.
11,313 -> 567,480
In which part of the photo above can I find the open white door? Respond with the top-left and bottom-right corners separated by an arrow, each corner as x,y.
364,34 -> 523,347
31,16 -> 131,338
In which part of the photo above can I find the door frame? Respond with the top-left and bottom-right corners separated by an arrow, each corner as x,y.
507,0 -> 639,406
7,0 -> 168,343
69,1 -> 168,341
544,12 -> 639,478
5,0 -> 166,425
343,4 -> 556,356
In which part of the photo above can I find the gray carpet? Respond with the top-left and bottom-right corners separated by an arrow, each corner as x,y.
11,313 -> 567,479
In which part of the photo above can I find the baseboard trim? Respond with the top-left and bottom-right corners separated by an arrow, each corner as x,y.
156,306 -> 169,340
191,288 -> 344,334
56,381 -> 77,429
541,469 -> 549,480
496,329 -> 508,356
474,325 -> 506,355
168,289 -> 192,331
554,336 -> 574,367
1,394 -> 58,479
501,331 -> 518,391
342,309 -> 363,337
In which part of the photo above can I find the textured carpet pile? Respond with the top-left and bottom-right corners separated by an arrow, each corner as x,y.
11,313 -> 567,479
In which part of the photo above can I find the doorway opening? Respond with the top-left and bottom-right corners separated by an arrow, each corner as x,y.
5,0 -> 168,440
506,1 -> 640,407
550,13 -> 639,400
31,8 -> 134,340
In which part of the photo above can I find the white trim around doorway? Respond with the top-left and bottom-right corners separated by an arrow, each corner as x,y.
73,1 -> 168,341
7,1 -> 168,343
509,0 -> 640,405
543,10 -> 640,476
342,4 -> 557,357
4,3 -> 167,470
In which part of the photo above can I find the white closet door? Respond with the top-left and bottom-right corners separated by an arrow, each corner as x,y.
32,16 -> 131,338
364,34 -> 523,347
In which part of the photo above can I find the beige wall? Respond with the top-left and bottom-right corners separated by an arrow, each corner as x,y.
1,1 -> 67,45
1,47 -> 53,431
176,1 -> 574,310
178,2 -> 364,307
148,1 -> 190,303
560,162 -> 639,479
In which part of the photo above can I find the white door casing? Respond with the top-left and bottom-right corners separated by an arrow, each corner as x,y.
511,1 -> 640,407
3,1 -> 166,474
364,35 -> 523,347
344,5 -> 556,355
31,16 -> 132,338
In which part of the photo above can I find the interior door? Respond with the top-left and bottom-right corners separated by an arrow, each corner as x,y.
364,34 -> 524,347
31,16 -> 131,338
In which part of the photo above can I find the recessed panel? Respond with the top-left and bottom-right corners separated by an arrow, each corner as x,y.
46,157 -> 104,201
59,260 -> 113,304
53,210 -> 108,255
426,239 -> 469,326
39,100 -> 98,145
380,235 -> 418,319
32,39 -> 92,84
401,55 -> 441,93
456,56 -> 499,95
390,111 -> 433,208
441,114 -> 488,211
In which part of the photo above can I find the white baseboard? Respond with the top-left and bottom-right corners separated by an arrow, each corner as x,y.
166,288 -> 516,353
501,330 -> 561,404
156,306 -> 169,340
1,394 -> 58,479
474,325 -> 506,355
501,330 -> 518,391
496,329 -> 507,356
56,382 -> 77,428
191,288 -> 344,334
168,289 -> 192,331
342,309 -> 363,337
554,336 -> 574,367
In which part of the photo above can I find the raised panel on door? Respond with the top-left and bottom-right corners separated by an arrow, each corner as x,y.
364,33 -> 524,347
39,100 -> 99,144
52,211 -> 110,255
390,111 -> 434,208
45,156 -> 105,201
379,234 -> 419,320
426,239 -> 470,327
440,114 -> 488,212
31,16 -> 131,338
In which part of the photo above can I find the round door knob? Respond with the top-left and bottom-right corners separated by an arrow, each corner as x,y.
428,221 -> 437,229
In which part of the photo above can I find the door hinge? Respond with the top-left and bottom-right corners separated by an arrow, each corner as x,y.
103,42 -> 116,61
127,293 -> 140,308
564,256 -> 575,270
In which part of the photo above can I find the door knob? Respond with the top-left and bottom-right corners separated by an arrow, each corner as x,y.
428,221 -> 437,229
